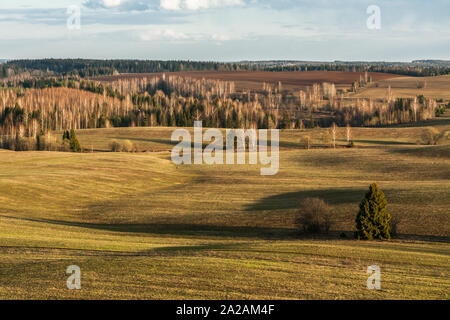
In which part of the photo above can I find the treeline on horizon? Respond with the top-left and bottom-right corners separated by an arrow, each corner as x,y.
3,59 -> 251,78
2,59 -> 450,78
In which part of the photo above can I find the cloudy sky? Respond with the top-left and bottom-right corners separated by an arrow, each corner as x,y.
0,0 -> 449,61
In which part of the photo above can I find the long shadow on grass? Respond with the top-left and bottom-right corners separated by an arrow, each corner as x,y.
0,215 -> 294,240
353,139 -> 416,146
389,145 -> 450,160
113,137 -> 177,147
118,136 -> 302,150
245,188 -> 365,211
378,116 -> 450,128
3,215 -> 448,243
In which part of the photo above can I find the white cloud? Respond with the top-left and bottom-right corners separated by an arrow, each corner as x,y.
84,0 -> 123,9
102,0 -> 122,7
211,33 -> 231,41
139,28 -> 243,42
139,28 -> 190,41
160,0 -> 181,10
160,0 -> 244,11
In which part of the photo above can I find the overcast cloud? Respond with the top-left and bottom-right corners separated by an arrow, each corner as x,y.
0,0 -> 449,61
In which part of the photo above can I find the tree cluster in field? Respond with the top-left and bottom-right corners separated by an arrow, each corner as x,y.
420,127 -> 450,145
332,94 -> 437,126
296,183 -> 395,240
109,139 -> 135,152
62,129 -> 81,152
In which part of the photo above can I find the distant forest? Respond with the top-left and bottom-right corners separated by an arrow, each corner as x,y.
3,59 -> 251,78
2,59 -> 450,78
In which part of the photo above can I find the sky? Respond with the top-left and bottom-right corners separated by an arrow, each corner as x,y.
0,0 -> 449,61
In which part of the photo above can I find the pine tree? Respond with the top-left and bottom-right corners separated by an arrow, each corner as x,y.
281,111 -> 291,129
355,183 -> 391,240
309,115 -> 315,129
63,130 -> 70,141
69,129 -> 81,152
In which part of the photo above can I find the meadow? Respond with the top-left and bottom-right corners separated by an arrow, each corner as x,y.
0,114 -> 449,299
351,75 -> 450,100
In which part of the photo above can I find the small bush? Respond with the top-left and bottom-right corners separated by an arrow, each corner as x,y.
421,128 -> 440,145
299,135 -> 311,149
421,128 -> 449,145
109,139 -> 135,152
321,132 -> 332,147
110,140 -> 121,152
390,214 -> 402,238
417,80 -> 427,89
120,140 -> 134,152
295,197 -> 332,234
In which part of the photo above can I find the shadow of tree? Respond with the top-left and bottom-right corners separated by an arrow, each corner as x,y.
0,215 -> 294,240
389,145 -> 450,159
2,214 -> 448,243
245,188 -> 366,211
353,139 -> 416,146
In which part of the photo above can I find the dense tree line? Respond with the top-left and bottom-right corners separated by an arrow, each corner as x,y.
0,63 -> 23,79
5,59 -> 251,77
258,63 -> 450,77
242,60 -> 450,77
5,59 -> 450,78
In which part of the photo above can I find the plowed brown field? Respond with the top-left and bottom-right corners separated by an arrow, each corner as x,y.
93,71 -> 402,93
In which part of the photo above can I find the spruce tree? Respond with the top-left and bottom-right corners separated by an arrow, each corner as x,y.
355,183 -> 391,240
69,129 -> 81,152
281,111 -> 291,129
309,115 -> 315,129
63,130 -> 70,141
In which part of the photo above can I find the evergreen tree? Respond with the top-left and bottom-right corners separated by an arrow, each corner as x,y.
355,183 -> 391,240
69,129 -> 81,152
309,115 -> 315,129
63,130 -> 70,141
281,111 -> 291,129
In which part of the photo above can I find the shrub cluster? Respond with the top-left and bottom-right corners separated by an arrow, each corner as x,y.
109,139 -> 135,152
420,128 -> 449,145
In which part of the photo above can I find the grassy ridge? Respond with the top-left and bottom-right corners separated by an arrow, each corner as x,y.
0,122 -> 449,299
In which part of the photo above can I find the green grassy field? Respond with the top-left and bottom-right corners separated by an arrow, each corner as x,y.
0,117 -> 449,299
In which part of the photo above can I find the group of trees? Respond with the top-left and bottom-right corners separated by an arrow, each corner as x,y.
290,81 -> 439,127
333,95 -> 437,126
62,129 -> 81,152
104,75 -> 236,100
0,81 -> 282,150
296,183 -> 393,240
